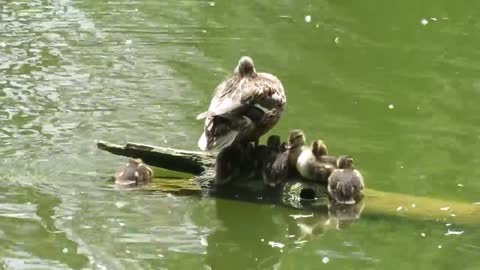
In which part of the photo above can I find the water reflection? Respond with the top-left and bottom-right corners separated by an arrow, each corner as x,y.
1,0 -> 480,268
205,189 -> 365,270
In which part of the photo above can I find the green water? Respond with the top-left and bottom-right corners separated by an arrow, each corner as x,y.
1,0 -> 480,269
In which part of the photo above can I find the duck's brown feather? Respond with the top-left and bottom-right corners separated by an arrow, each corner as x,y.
199,70 -> 285,151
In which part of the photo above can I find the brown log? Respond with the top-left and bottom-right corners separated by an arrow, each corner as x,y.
96,141 -> 215,175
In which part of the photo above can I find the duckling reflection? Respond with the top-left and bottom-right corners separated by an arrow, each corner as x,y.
328,155 -> 364,204
326,201 -> 365,230
205,180 -> 366,270
115,158 -> 153,187
296,139 -> 335,183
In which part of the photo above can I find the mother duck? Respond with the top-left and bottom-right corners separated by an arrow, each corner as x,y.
197,56 -> 286,151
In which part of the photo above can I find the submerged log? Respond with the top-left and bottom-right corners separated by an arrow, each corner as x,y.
96,141 -> 480,225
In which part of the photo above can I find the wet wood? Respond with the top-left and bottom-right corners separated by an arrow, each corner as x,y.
96,141 -> 216,175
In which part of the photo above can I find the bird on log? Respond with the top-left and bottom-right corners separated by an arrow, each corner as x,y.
196,56 -> 286,152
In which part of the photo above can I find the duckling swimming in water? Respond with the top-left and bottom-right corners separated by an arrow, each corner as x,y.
115,158 -> 153,187
327,155 -> 364,204
296,140 -> 335,183
197,56 -> 286,151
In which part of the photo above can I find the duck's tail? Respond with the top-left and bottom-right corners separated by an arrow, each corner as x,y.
198,132 -> 208,151
196,111 -> 208,120
198,130 -> 239,151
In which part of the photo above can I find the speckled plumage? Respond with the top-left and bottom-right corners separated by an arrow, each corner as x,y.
115,159 -> 153,187
328,156 -> 364,204
197,56 -> 286,151
296,139 -> 335,183
260,135 -> 289,187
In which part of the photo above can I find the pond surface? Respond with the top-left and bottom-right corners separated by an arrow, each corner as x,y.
1,0 -> 480,269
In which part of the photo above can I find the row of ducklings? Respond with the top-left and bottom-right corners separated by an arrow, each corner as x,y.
215,129 -> 365,204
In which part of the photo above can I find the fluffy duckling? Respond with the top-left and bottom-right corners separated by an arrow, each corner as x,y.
311,140 -> 337,166
197,56 -> 286,151
214,143 -> 255,185
115,158 -> 153,187
255,135 -> 282,161
287,129 -> 308,172
296,140 -> 335,183
261,135 -> 289,187
327,156 -> 364,204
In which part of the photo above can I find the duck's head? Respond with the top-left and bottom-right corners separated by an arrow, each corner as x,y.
288,129 -> 306,148
234,56 -> 256,77
311,140 -> 328,157
337,155 -> 355,169
266,135 -> 281,149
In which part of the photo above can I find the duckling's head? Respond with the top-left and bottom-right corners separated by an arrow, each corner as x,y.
337,155 -> 355,169
235,56 -> 256,77
288,129 -> 306,148
266,135 -> 281,149
311,140 -> 328,157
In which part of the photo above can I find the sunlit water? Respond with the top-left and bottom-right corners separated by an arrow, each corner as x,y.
1,0 -> 480,269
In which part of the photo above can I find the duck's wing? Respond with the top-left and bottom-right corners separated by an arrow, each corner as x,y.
201,74 -> 285,120
198,129 -> 239,151
198,113 -> 250,151
196,111 -> 208,120
246,73 -> 286,108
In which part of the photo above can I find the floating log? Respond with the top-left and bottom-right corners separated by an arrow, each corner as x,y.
97,141 -> 215,175
96,141 -> 480,225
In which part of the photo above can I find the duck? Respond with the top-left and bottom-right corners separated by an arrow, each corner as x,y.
260,135 -> 289,187
214,143 -> 255,185
296,140 -> 335,183
327,155 -> 364,204
197,56 -> 286,152
115,158 -> 153,187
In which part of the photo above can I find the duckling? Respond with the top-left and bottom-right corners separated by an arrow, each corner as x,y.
214,143 -> 254,185
260,135 -> 289,187
296,140 -> 335,183
327,156 -> 364,204
287,129 -> 308,172
311,140 -> 337,166
115,158 -> 153,187
197,56 -> 286,151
